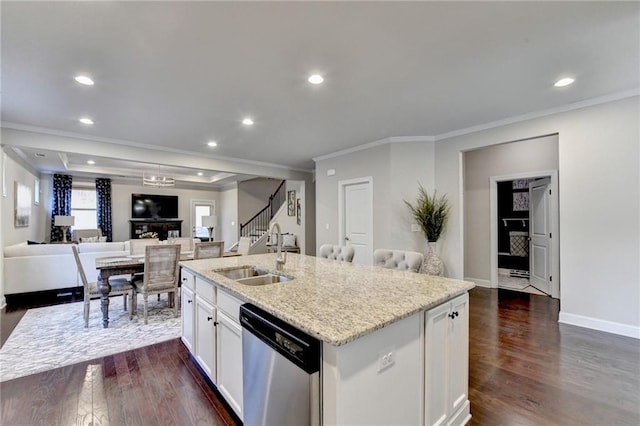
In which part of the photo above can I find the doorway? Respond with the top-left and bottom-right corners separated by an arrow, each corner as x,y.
191,200 -> 215,240
338,177 -> 373,265
490,171 -> 559,298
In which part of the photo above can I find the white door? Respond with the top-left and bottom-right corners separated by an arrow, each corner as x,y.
191,200 -> 215,239
339,178 -> 373,265
529,178 -> 552,294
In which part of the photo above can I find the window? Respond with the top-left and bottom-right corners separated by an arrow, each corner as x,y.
71,187 -> 97,230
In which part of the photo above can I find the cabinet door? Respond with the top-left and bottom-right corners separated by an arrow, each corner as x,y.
195,295 -> 217,383
216,311 -> 244,419
424,301 -> 451,426
448,294 -> 469,417
181,285 -> 195,352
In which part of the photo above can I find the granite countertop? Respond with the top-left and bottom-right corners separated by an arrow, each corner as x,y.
180,253 -> 475,346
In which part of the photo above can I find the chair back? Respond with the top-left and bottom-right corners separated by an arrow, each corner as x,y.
167,237 -> 197,253
142,244 -> 181,292
373,249 -> 423,272
71,245 -> 89,290
194,241 -> 224,259
237,237 -> 252,255
319,244 -> 355,262
72,229 -> 103,242
129,238 -> 159,255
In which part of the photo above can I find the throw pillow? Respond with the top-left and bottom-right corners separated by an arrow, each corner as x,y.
81,236 -> 99,243
282,234 -> 296,247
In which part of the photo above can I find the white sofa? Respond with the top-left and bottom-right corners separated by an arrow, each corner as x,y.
3,241 -> 130,295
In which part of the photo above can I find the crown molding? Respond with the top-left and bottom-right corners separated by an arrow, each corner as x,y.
312,136 -> 435,163
0,122 -> 313,174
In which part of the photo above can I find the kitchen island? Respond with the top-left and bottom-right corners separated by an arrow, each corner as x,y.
180,253 -> 475,425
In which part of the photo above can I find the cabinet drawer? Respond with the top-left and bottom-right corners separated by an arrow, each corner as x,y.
217,289 -> 243,322
180,268 -> 195,291
195,276 -> 216,304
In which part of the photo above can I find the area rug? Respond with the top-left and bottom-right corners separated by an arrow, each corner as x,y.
0,296 -> 181,382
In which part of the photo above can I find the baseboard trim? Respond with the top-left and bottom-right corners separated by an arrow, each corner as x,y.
464,277 -> 492,288
559,312 -> 640,339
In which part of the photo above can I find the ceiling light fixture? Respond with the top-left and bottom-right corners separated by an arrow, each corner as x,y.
74,75 -> 94,86
308,74 -> 324,84
207,141 -> 218,147
197,172 -> 203,176
79,117 -> 94,125
143,165 -> 175,187
87,160 -> 95,165
554,77 -> 575,87
242,118 -> 254,126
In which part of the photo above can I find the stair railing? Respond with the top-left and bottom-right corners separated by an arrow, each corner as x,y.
240,180 -> 287,243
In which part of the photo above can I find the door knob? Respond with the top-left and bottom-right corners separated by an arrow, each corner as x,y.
345,236 -> 350,241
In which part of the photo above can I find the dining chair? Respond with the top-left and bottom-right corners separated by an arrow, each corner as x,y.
194,241 -> 224,259
133,244 -> 181,324
72,245 -> 134,328
373,249 -> 424,273
129,238 -> 160,255
237,237 -> 252,255
167,237 -> 197,254
319,244 -> 355,262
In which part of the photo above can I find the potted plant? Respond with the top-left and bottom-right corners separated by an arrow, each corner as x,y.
404,184 -> 450,275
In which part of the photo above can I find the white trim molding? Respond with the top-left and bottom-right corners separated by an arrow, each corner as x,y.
313,136 -> 434,163
559,312 -> 640,339
464,278 -> 491,288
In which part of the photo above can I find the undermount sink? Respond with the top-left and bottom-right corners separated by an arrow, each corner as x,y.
236,274 -> 292,286
213,265 -> 293,286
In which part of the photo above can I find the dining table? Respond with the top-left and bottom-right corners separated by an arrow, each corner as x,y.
95,251 -> 241,328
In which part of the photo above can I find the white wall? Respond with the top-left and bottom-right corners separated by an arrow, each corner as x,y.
463,134 -> 559,282
315,140 -> 435,255
1,149 -> 44,246
219,184 -> 238,251
436,96 -> 639,336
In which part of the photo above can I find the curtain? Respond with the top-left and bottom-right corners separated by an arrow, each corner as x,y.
95,178 -> 113,242
50,174 -> 73,242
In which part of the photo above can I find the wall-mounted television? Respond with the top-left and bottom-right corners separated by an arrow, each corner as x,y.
131,193 -> 179,219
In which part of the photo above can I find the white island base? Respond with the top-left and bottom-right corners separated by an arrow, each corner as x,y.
322,293 -> 470,426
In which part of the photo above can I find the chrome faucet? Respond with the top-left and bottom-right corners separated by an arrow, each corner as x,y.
269,222 -> 287,271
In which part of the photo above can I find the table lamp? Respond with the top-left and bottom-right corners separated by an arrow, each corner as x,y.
54,215 -> 75,243
201,215 -> 217,241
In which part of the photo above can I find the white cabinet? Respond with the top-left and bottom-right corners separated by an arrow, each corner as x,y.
216,289 -> 244,419
180,268 -> 244,420
181,269 -> 218,384
195,294 -> 217,382
181,285 -> 195,352
424,293 -> 470,426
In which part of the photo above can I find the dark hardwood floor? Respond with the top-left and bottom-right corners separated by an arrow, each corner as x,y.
1,287 -> 638,425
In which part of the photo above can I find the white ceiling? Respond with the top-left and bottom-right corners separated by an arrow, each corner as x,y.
2,1 -> 639,182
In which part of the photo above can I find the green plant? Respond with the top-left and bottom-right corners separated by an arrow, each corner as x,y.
404,185 -> 450,242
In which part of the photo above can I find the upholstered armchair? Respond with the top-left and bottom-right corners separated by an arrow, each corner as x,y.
319,244 -> 355,262
373,249 -> 423,272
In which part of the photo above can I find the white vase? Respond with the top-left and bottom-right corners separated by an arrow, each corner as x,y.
422,242 -> 443,276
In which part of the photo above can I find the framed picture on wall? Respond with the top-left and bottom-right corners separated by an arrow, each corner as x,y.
296,198 -> 301,225
287,190 -> 296,216
15,181 -> 31,227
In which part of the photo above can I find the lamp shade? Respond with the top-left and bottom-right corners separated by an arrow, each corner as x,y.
201,215 -> 217,228
54,215 -> 75,226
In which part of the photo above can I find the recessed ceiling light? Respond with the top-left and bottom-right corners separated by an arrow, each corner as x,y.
308,74 -> 324,85
242,118 -> 254,126
554,77 -> 575,88
74,75 -> 94,86
87,160 -> 95,165
197,172 -> 203,176
207,141 -> 218,147
79,117 -> 94,125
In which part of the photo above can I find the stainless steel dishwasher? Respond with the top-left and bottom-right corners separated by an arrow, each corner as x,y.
240,303 -> 320,426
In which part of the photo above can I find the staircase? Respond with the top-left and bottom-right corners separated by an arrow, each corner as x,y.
239,180 -> 286,244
